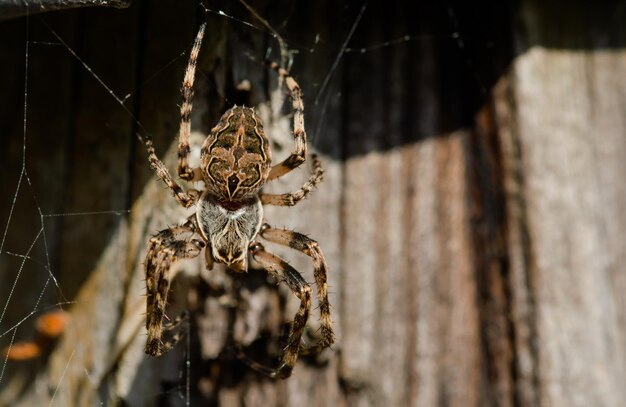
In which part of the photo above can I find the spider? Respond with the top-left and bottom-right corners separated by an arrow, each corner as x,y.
140,22 -> 334,379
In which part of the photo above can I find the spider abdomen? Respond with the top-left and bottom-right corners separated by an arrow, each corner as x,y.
200,106 -> 272,201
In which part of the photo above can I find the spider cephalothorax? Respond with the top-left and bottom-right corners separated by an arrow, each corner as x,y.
140,22 -> 334,379
196,193 -> 263,272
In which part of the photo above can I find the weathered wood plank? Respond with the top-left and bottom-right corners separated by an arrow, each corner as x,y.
493,3 -> 626,406
507,47 -> 626,407
1,1 -> 626,407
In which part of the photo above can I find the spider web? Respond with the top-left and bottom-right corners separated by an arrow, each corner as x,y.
0,1 -> 474,405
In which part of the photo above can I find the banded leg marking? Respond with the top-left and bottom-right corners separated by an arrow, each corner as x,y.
178,23 -> 206,182
237,243 -> 312,379
259,224 -> 334,355
260,154 -> 323,207
267,62 -> 307,181
145,223 -> 204,356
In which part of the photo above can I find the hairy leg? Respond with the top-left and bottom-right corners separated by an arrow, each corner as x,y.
259,224 -> 334,355
266,62 -> 307,182
177,22 -> 206,182
260,154 -> 323,207
238,242 -> 312,379
145,222 -> 204,356
142,136 -> 198,208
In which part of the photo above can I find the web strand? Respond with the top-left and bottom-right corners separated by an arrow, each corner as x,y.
314,2 -> 367,106
0,15 -> 30,255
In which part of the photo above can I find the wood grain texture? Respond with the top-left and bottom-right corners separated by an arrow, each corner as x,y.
494,3 -> 626,406
1,1 -> 626,406
507,46 -> 626,407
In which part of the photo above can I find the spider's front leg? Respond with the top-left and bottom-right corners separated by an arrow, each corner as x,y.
259,223 -> 334,354
145,222 -> 204,356
239,243 -> 312,379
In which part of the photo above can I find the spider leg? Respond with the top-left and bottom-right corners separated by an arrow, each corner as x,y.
142,136 -> 197,208
178,22 -> 206,182
266,62 -> 307,182
239,243 -> 312,379
145,222 -> 204,356
260,154 -> 323,207
258,224 -> 334,355
204,242 -> 214,271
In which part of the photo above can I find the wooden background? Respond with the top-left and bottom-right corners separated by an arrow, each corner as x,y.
1,1 -> 626,406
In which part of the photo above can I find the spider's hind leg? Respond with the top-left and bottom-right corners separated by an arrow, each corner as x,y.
266,62 -> 308,182
237,243 -> 312,379
145,223 -> 204,357
177,22 -> 206,182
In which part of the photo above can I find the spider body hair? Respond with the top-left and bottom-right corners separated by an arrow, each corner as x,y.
195,193 -> 263,273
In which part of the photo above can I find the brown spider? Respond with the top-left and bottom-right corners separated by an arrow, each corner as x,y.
140,22 -> 334,379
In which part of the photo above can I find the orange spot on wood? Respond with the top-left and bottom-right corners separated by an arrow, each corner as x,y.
35,311 -> 68,338
2,342 -> 41,360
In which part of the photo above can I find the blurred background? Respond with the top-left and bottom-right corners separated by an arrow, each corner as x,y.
0,0 -> 625,406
